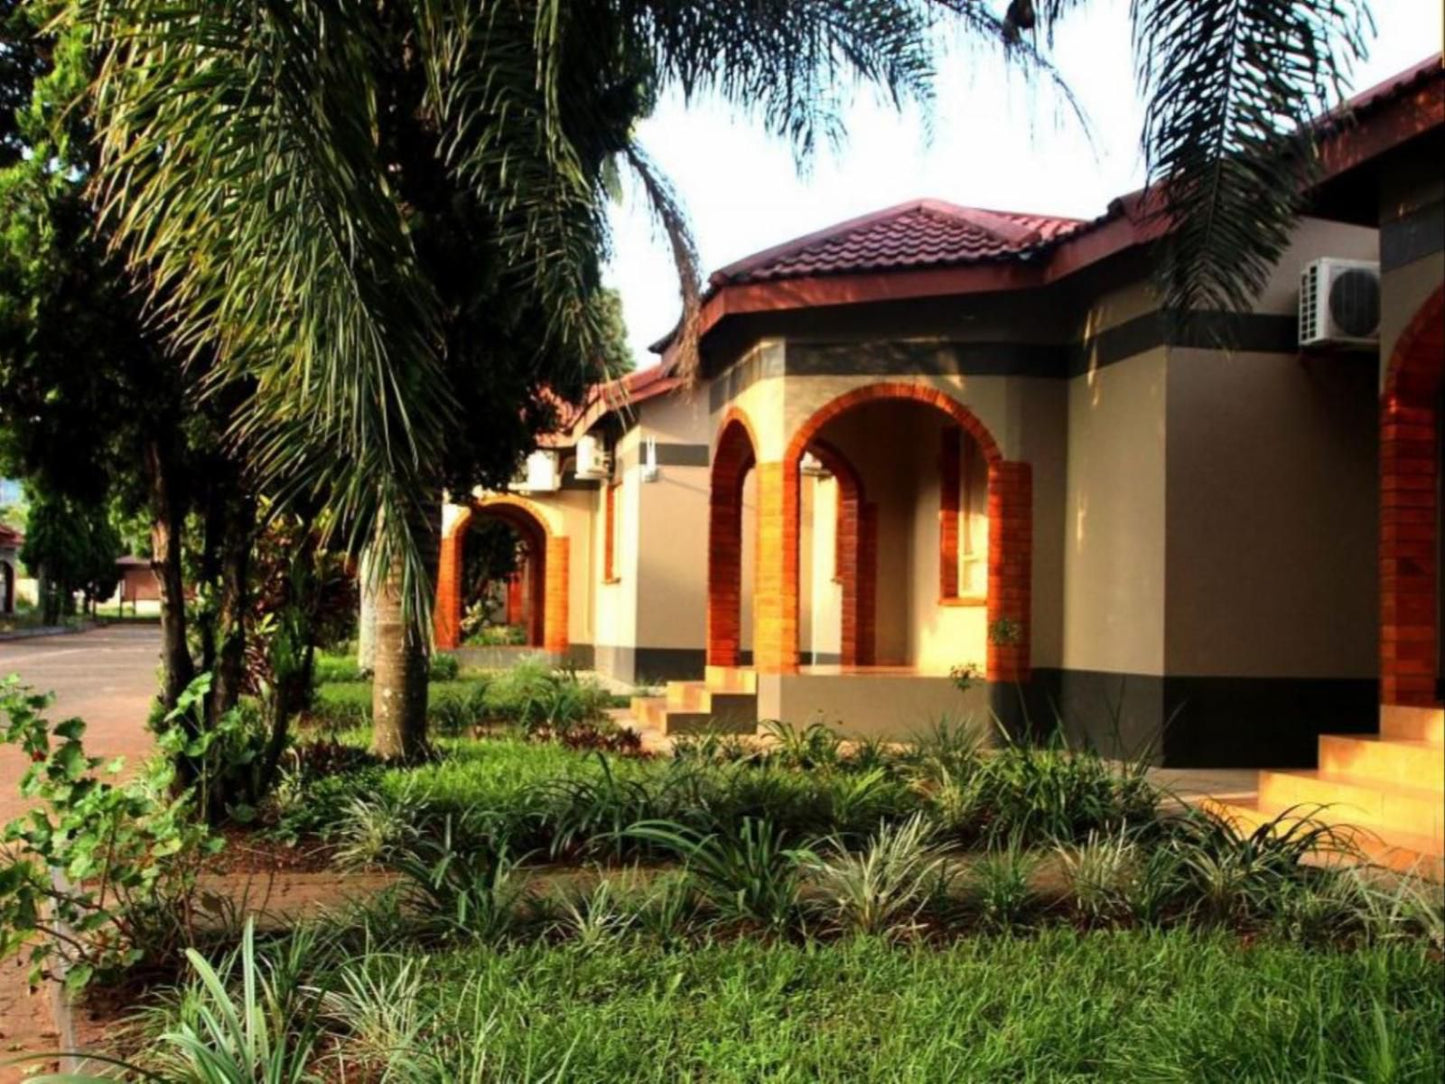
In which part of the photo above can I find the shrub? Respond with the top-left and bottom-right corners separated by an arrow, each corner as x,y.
805,814 -> 950,938
1055,827 -> 1141,925
626,818 -> 807,929
964,838 -> 1041,930
0,678 -> 222,991
334,784 -> 426,869
390,819 -> 528,942
760,719 -> 842,770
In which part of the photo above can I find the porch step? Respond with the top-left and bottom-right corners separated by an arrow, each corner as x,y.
1381,705 -> 1445,745
1257,769 -> 1444,842
705,665 -> 758,694
1317,734 -> 1445,791
634,675 -> 759,737
1200,797 -> 1445,880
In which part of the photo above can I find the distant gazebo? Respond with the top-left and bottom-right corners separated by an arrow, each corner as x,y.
0,525 -> 22,614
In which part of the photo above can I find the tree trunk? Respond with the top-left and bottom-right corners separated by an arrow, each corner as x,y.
146,437 -> 195,714
357,551 -> 378,674
370,560 -> 429,761
208,492 -> 255,723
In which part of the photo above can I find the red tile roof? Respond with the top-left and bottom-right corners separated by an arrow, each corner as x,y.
0,525 -> 23,549
711,199 -> 1087,285
1330,52 -> 1441,122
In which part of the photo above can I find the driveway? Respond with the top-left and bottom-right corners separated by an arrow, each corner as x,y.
0,625 -> 162,826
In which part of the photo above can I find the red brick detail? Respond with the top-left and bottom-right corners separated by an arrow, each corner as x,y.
1381,284 -> 1444,707
939,426 -> 962,599
857,502 -> 878,666
435,527 -> 465,649
543,536 -> 569,652
433,495 -> 565,653
988,461 -> 1032,682
783,382 -> 1023,677
707,409 -> 759,666
753,460 -> 800,672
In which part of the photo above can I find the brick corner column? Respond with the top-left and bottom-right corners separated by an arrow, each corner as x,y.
1380,397 -> 1438,707
434,528 -> 463,650
753,460 -> 800,672
543,535 -> 570,653
987,460 -> 1032,683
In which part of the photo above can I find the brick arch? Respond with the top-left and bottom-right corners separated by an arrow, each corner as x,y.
434,495 -> 569,653
1381,284 -> 1445,707
707,409 -> 760,666
804,439 -> 874,666
781,383 -> 1031,680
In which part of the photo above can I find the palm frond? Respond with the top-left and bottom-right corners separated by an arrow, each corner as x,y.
74,0 -> 454,620
620,141 -> 703,377
1132,0 -> 1373,315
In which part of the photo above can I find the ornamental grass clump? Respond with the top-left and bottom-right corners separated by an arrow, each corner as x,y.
805,813 -> 951,938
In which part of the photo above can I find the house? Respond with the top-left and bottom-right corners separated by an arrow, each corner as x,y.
115,555 -> 161,610
436,57 -> 1442,800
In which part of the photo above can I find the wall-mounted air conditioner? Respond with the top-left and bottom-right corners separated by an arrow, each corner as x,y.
1299,258 -> 1380,349
511,450 -> 560,493
574,435 -> 612,481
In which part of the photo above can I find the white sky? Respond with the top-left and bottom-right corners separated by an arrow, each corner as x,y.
602,0 -> 1443,365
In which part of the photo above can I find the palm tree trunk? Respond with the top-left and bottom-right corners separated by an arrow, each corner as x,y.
370,560 -> 428,761
146,436 -> 195,712
357,552 -> 377,674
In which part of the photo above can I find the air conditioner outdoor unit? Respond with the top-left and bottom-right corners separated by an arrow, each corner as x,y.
511,450 -> 560,493
1299,258 -> 1380,349
574,435 -> 612,481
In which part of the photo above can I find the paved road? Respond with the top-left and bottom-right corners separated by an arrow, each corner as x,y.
0,625 -> 162,825
0,626 -> 161,1081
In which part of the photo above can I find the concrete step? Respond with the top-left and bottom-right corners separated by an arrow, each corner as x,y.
665,681 -> 707,710
1200,797 -> 1444,880
1318,734 -> 1445,791
629,696 -> 666,728
660,710 -> 757,737
1257,769 -> 1445,842
705,665 -> 757,694
1381,705 -> 1444,745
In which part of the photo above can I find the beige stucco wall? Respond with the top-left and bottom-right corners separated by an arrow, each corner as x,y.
1062,349 -> 1168,676
802,473 -> 843,660
633,460 -> 709,651
1164,347 -> 1378,677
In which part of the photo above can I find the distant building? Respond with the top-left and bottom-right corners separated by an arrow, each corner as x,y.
0,524 -> 22,614
115,555 -> 161,610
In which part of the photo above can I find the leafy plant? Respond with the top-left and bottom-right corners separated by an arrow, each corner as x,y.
805,814 -> 950,938
1055,827 -> 1141,925
549,878 -> 636,951
626,818 -> 807,929
390,819 -> 528,942
760,719 -> 842,770
949,662 -> 983,693
333,785 -> 425,869
0,678 -> 222,991
964,837 -> 1040,931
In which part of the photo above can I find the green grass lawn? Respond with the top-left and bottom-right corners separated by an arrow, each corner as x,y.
401,931 -> 1443,1081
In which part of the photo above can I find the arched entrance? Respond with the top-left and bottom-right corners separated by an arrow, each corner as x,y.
781,383 -> 1032,680
1381,285 -> 1445,707
434,496 -> 569,653
707,410 -> 759,667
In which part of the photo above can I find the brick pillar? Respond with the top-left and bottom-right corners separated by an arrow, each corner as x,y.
754,460 -> 799,672
543,536 -> 569,653
434,526 -> 464,649
857,502 -> 878,666
1381,398 -> 1438,707
987,461 -> 1032,682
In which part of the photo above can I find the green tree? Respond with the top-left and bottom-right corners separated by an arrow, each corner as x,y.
67,0 -> 1372,758
18,489 -> 120,622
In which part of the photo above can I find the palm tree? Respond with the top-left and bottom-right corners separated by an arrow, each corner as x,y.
66,0 -> 1373,757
